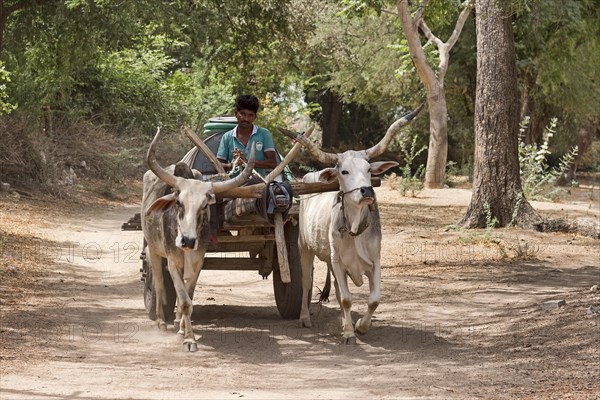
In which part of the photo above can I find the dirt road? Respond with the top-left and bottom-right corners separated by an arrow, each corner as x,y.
1,187 -> 599,399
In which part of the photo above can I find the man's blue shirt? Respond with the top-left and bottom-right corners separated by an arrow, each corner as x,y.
216,125 -> 275,177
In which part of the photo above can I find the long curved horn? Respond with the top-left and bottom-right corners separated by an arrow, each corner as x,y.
365,104 -> 424,159
212,144 -> 256,193
266,126 -> 315,182
278,127 -> 337,165
182,126 -> 227,176
146,127 -> 179,188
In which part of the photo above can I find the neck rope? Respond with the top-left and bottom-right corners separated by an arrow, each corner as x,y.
335,188 -> 373,236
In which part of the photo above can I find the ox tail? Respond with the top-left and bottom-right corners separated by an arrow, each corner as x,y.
319,269 -> 332,303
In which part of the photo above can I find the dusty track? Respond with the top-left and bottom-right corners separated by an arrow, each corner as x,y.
1,186 -> 599,399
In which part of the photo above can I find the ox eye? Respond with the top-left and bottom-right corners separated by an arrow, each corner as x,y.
341,170 -> 349,175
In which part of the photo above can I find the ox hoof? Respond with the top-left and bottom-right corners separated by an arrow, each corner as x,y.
177,329 -> 184,336
299,319 -> 312,329
158,322 -> 168,332
341,336 -> 357,345
183,341 -> 198,352
355,318 -> 371,335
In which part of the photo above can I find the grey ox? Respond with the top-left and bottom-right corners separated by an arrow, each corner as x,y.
282,105 -> 422,343
142,128 -> 255,352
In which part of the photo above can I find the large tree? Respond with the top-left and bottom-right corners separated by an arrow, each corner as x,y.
397,0 -> 473,188
460,0 -> 541,228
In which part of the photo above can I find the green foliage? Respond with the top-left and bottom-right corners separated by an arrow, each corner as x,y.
386,134 -> 426,197
93,47 -> 190,134
518,117 -> 578,200
310,2 -> 422,110
0,62 -> 16,115
482,202 -> 499,241
187,62 -> 237,134
338,0 -> 386,18
514,0 -> 600,125
1,0 -> 301,132
0,0 -> 597,191
257,86 -> 312,152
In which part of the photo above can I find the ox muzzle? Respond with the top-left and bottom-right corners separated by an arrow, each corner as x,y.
177,235 -> 197,250
360,186 -> 376,204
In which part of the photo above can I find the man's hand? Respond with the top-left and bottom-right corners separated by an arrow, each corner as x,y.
232,148 -> 247,165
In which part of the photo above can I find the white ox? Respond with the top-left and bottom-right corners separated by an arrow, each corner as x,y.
142,128 -> 255,352
283,106 -> 422,343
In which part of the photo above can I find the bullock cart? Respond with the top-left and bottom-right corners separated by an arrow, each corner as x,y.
127,118 -> 380,324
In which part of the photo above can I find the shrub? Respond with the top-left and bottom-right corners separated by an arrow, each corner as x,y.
0,62 -> 16,115
390,134 -> 426,197
518,117 -> 578,200
0,112 -> 150,188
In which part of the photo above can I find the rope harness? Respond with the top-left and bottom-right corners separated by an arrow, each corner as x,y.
335,187 -> 373,237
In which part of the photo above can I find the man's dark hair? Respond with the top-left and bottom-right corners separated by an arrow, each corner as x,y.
235,95 -> 260,113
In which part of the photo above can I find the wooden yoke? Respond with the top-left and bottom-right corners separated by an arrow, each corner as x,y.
216,178 -> 382,200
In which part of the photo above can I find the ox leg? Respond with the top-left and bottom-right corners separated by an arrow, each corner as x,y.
299,248 -> 315,328
331,261 -> 355,344
355,264 -> 381,335
330,263 -> 341,306
174,299 -> 181,333
166,261 -> 198,352
149,252 -> 168,331
178,251 -> 204,337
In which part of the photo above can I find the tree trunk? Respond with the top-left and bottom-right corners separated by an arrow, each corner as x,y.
460,0 -> 542,229
527,112 -> 551,145
318,89 -> 342,149
558,119 -> 598,185
424,82 -> 448,188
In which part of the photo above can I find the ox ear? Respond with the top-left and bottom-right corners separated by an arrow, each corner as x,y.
370,161 -> 399,176
174,162 -> 194,179
206,193 -> 216,205
146,193 -> 177,216
318,168 -> 339,184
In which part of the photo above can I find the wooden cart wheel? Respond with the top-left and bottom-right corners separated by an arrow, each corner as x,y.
272,221 -> 303,319
143,244 -> 176,323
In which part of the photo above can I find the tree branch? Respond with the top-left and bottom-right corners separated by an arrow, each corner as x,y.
446,1 -> 474,51
396,0 -> 437,88
414,0 -> 430,23
418,19 -> 443,49
419,19 -> 449,81
439,2 -> 473,79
